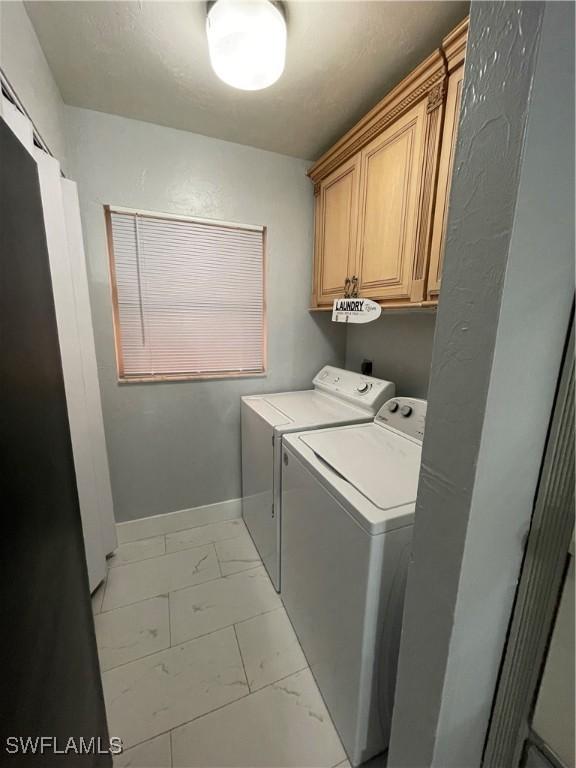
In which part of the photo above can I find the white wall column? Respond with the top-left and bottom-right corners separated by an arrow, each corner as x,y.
388,2 -> 575,766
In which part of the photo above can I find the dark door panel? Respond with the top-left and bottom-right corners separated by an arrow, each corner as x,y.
0,118 -> 111,766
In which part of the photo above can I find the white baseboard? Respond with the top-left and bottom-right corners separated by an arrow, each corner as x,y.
116,498 -> 242,544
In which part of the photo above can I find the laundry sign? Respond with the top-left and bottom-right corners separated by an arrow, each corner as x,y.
332,298 -> 382,324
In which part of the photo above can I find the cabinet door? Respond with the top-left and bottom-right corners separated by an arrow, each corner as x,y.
313,155 -> 360,306
355,100 -> 428,302
427,64 -> 464,298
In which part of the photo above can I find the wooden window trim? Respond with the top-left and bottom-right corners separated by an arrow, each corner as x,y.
104,205 -> 268,383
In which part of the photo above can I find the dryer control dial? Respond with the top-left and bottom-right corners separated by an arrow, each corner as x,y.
400,405 -> 413,417
387,401 -> 399,412
312,366 -> 395,411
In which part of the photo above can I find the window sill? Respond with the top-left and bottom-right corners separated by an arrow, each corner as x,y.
117,371 -> 267,384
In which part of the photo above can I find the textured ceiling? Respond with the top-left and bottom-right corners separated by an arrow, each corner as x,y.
26,0 -> 468,159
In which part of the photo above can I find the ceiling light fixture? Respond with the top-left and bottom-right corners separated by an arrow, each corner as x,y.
206,0 -> 287,91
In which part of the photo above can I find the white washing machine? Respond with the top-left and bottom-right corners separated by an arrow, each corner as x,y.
241,367 -> 395,592
280,397 -> 427,766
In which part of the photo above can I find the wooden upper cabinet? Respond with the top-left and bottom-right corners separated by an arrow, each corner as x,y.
356,100 -> 427,302
313,155 -> 360,305
308,16 -> 468,309
428,18 -> 468,299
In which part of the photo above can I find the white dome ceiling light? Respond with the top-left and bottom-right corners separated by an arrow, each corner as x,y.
206,0 -> 287,91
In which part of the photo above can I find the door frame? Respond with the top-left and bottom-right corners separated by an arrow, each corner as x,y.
482,306 -> 575,767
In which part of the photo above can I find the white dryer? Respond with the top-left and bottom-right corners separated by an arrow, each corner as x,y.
280,397 -> 427,766
241,367 -> 395,591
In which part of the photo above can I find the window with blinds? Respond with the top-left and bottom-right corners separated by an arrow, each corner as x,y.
105,207 -> 266,381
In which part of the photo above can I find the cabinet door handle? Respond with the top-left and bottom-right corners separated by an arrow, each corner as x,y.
350,276 -> 359,298
344,277 -> 351,298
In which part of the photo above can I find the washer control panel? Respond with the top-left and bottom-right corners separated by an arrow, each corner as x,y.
375,397 -> 427,442
313,366 -> 395,413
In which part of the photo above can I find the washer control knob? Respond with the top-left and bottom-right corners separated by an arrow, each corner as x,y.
356,382 -> 370,394
400,405 -> 413,417
387,401 -> 399,412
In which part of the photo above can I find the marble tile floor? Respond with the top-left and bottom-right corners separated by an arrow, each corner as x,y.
92,517 -> 349,768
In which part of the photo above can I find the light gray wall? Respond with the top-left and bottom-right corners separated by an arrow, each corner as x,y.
0,0 -> 67,167
345,312 -> 436,399
64,106 -> 345,522
389,2 -> 574,766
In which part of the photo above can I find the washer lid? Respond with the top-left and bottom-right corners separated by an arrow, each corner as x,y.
300,423 -> 422,511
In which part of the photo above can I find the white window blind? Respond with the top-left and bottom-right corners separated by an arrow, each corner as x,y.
107,208 -> 266,380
